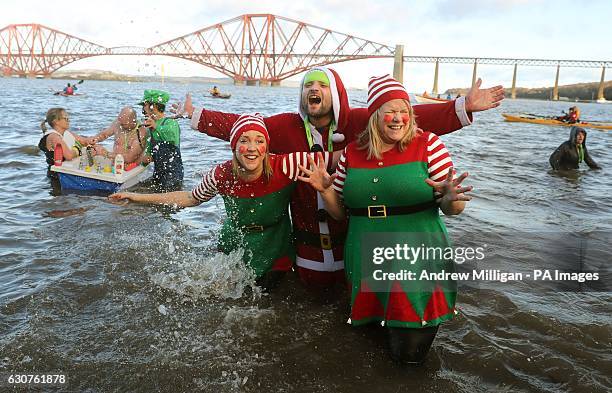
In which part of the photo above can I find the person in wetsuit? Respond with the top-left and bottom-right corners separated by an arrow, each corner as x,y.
549,126 -> 601,170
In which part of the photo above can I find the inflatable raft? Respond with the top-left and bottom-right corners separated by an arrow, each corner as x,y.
49,131 -> 151,192
50,158 -> 152,192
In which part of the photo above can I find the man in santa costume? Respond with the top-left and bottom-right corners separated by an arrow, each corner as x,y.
175,67 -> 503,288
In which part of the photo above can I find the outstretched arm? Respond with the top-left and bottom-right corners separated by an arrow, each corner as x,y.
171,93 -> 238,141
91,123 -> 117,144
348,78 -> 504,137
347,101 -> 468,137
109,191 -> 201,208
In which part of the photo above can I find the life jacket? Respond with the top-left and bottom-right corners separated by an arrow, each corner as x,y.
65,86 -> 74,95
38,130 -> 63,174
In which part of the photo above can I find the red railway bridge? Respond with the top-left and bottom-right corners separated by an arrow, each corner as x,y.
1,14 -> 610,100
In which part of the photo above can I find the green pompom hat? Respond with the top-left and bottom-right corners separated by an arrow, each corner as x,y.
138,89 -> 170,105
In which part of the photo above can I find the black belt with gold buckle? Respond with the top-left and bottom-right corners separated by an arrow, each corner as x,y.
349,200 -> 437,218
293,229 -> 346,250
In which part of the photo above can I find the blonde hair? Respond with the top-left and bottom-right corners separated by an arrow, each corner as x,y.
357,100 -> 417,160
40,107 -> 66,133
231,152 -> 273,182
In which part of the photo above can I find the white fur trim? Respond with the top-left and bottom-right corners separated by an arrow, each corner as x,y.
296,256 -> 344,272
191,107 -> 204,130
455,96 -> 472,126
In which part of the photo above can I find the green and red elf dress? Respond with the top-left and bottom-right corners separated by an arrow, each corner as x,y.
191,151 -> 331,278
333,133 -> 458,329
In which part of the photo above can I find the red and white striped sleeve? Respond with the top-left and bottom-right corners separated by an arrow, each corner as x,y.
191,166 -> 219,202
332,147 -> 348,198
427,133 -> 455,182
281,151 -> 331,181
427,133 -> 455,201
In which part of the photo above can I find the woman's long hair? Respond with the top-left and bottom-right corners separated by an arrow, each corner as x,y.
40,108 -> 66,133
357,100 -> 416,160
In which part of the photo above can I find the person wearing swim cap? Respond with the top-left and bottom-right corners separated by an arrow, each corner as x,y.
140,89 -> 184,191
110,114 -> 333,290
174,67 -> 503,288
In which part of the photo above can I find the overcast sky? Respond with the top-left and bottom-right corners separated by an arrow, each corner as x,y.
2,0 -> 610,91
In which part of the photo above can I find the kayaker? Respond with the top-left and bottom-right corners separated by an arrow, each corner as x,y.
89,107 -> 149,166
140,90 -> 184,191
549,126 -> 601,170
298,74 -> 472,365
63,83 -> 77,95
557,106 -> 580,124
174,67 -> 502,288
211,86 -> 220,97
109,114 -> 331,291
38,108 -> 90,176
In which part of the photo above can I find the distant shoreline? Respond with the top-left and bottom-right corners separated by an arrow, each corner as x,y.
447,81 -> 611,102
44,69 -> 302,87
4,69 -> 610,100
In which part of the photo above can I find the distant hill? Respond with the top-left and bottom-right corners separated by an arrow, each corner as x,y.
446,81 -> 612,101
50,69 -> 302,86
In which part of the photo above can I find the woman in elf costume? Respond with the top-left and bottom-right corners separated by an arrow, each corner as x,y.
110,114 -> 330,289
298,75 -> 473,364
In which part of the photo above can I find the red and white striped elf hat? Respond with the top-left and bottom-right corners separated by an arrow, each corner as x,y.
367,75 -> 410,117
229,113 -> 270,150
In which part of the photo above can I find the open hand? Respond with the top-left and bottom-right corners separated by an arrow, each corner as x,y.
297,153 -> 336,192
170,93 -> 194,119
425,168 -> 473,202
465,78 -> 504,112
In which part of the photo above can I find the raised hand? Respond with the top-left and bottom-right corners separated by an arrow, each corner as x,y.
297,153 -> 336,192
425,168 -> 473,202
170,93 -> 194,119
143,116 -> 157,130
465,78 -> 504,112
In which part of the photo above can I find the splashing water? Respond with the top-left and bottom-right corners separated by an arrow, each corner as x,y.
149,248 -> 262,301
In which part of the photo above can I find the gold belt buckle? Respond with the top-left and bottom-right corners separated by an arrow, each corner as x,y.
320,234 -> 332,250
367,205 -> 387,218
244,224 -> 264,232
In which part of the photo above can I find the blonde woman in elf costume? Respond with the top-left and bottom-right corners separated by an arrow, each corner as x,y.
175,67 -> 502,288
298,75 -> 473,364
109,114 -> 330,290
